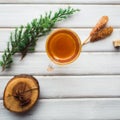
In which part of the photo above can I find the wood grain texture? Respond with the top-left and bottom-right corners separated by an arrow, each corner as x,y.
0,1 -> 120,120
0,28 -> 119,52
1,98 -> 120,119
1,76 -> 120,100
0,0 -> 120,4
0,52 -> 120,75
0,5 -> 119,27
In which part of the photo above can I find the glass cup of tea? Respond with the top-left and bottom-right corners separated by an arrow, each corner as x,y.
46,28 -> 82,65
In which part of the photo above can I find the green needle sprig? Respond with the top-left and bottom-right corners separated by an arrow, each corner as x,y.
0,7 -> 79,71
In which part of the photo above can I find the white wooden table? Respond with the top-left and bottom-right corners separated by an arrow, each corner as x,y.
0,0 -> 120,119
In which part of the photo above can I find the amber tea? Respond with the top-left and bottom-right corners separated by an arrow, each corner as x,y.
46,29 -> 81,65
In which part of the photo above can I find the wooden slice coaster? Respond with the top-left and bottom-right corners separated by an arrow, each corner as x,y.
3,74 -> 40,113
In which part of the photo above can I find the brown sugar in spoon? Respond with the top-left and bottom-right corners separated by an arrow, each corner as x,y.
3,74 -> 40,113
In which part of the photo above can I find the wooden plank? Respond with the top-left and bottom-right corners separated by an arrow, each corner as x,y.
0,5 -> 119,27
0,0 -> 120,4
1,76 -> 120,100
0,52 -> 120,75
1,98 -> 120,119
0,28 -> 119,52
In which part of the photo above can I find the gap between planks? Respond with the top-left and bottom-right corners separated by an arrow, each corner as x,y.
0,3 -> 120,5
1,98 -> 120,101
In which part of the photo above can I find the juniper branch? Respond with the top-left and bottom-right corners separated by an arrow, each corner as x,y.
0,6 -> 79,71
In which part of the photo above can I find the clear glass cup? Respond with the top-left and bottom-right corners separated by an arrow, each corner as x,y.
46,28 -> 82,65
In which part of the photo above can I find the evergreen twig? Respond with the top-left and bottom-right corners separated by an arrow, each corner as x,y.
0,7 -> 79,71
